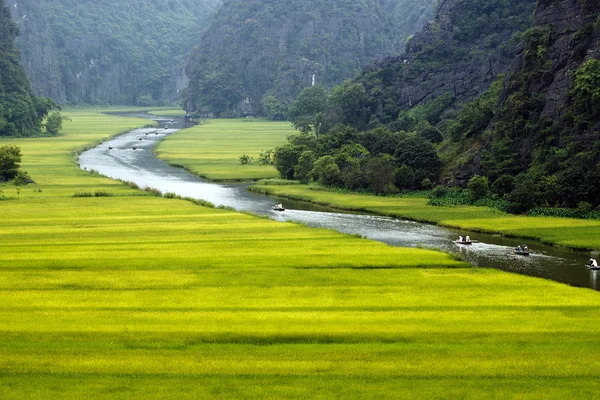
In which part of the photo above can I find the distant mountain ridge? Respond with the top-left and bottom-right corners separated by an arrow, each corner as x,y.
11,0 -> 221,105
184,0 -> 437,117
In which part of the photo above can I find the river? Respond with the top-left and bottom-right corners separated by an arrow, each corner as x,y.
78,113 -> 599,291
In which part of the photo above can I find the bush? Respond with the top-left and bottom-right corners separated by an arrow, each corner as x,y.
0,145 -> 22,181
311,156 -> 340,185
94,191 -> 113,197
467,175 -> 490,200
420,178 -> 433,190
73,192 -> 93,197
12,170 -> 33,186
239,154 -> 253,165
395,164 -> 416,190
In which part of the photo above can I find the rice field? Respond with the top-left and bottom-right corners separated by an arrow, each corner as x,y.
251,184 -> 600,251
2,111 -> 600,398
155,119 -> 295,181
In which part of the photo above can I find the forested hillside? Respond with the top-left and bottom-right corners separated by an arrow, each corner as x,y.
454,0 -> 600,211
0,0 -> 54,137
185,0 -> 436,117
275,0 -> 600,214
11,0 -> 221,105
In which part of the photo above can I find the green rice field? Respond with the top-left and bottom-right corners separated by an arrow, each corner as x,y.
251,184 -> 600,251
155,119 -> 295,181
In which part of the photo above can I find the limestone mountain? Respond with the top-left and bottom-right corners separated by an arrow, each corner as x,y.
11,0 -> 221,105
184,0 -> 437,117
0,0 -> 45,136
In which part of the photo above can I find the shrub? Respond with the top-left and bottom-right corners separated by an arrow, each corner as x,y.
420,178 -> 433,190
73,192 -> 93,197
467,175 -> 490,200
239,154 -> 253,165
143,187 -> 162,197
94,191 -> 113,197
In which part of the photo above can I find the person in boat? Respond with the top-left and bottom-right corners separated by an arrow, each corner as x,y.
458,235 -> 463,242
465,236 -> 471,242
516,245 -> 522,251
591,258 -> 599,268
275,203 -> 283,210
523,245 -> 528,251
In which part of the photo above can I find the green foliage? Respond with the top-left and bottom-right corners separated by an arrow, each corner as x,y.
311,155 -> 340,185
0,144 -> 22,181
45,111 -> 63,136
395,165 -> 416,190
571,58 -> 600,122
16,0 -> 220,105
274,142 -> 305,180
136,95 -> 155,107
294,151 -> 316,182
238,154 -> 253,165
185,0 -> 432,116
0,0 -> 45,137
330,81 -> 372,130
257,149 -> 274,166
394,136 -> 442,182
467,175 -> 489,200
366,154 -> 397,195
287,85 -> 330,135
261,95 -> 288,121
447,77 -> 503,141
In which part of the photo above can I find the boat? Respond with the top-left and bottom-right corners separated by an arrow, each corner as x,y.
514,248 -> 530,256
108,145 -> 113,150
453,240 -> 473,245
272,205 -> 285,212
587,266 -> 600,270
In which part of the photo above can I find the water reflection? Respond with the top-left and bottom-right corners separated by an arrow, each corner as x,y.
79,117 -> 598,291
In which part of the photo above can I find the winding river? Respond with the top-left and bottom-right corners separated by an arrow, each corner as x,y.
79,113 -> 599,291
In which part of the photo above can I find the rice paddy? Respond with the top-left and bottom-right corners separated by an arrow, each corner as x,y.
251,184 -> 600,251
2,111 -> 600,398
155,119 -> 295,181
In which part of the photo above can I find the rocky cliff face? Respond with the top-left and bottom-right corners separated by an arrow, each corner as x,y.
10,0 -> 65,103
356,0 -> 536,123
185,0 -> 437,117
449,0 -> 600,208
11,0 -> 221,105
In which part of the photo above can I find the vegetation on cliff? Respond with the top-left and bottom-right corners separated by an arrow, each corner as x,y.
12,0 -> 221,105
273,0 -> 600,216
185,0 -> 436,117
0,0 -> 59,138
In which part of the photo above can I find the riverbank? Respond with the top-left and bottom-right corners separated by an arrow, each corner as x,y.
250,183 -> 600,251
155,118 -> 295,181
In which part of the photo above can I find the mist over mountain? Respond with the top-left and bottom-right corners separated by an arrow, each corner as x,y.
11,0 -> 221,105
184,0 -> 437,117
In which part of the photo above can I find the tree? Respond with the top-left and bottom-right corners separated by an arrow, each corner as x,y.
467,175 -> 490,200
310,156 -> 340,185
330,81 -> 371,130
0,145 -> 22,181
274,143 -> 305,179
294,151 -> 316,182
366,154 -> 397,194
395,164 -> 415,190
45,111 -> 63,135
394,136 -> 442,182
261,95 -> 287,120
287,85 -> 330,136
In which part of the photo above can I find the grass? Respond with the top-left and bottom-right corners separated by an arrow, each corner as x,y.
250,184 -> 600,250
155,118 -> 295,181
2,112 -> 600,398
